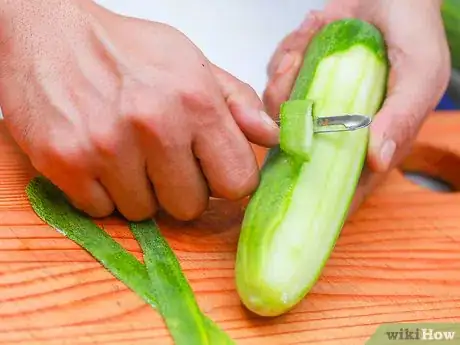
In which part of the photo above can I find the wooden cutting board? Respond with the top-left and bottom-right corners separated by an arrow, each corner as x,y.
1,111 -> 460,345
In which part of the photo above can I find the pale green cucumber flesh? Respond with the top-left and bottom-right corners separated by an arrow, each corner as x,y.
235,18 -> 389,317
279,100 -> 315,161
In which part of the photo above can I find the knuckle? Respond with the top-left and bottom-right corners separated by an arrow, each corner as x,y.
52,142 -> 87,169
127,110 -> 163,140
226,80 -> 262,111
155,123 -> 189,152
239,81 -> 260,102
135,117 -> 188,153
31,135 -> 89,173
179,86 -> 216,113
89,125 -> 120,158
130,109 -> 189,153
123,89 -> 165,133
127,110 -> 151,129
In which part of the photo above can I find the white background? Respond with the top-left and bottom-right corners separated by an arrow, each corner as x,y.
94,0 -> 326,96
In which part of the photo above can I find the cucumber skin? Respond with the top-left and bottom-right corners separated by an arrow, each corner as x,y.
442,0 -> 460,70
290,18 -> 387,101
235,19 -> 389,316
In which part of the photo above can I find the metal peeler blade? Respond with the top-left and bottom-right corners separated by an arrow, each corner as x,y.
275,114 -> 372,133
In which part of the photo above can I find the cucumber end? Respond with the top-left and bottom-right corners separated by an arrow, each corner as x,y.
236,274 -> 304,317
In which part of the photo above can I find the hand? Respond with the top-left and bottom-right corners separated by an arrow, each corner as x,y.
0,0 -> 280,221
263,0 -> 451,213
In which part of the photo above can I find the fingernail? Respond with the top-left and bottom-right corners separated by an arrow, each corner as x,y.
379,139 -> 396,169
259,110 -> 279,130
276,53 -> 295,75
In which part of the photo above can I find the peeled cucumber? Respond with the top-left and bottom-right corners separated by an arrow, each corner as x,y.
235,19 -> 389,317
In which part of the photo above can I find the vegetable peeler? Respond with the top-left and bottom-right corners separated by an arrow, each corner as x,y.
275,114 -> 372,133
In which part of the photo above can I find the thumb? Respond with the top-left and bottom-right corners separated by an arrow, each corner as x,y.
263,12 -> 324,118
210,64 -> 280,148
367,58 -> 449,173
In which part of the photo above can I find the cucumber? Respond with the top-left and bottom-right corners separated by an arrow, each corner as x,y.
279,99 -> 315,161
442,0 -> 460,69
235,19 -> 389,317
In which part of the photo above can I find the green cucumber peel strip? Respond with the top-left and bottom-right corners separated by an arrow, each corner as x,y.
25,176 -> 157,307
130,221 -> 235,345
279,99 -> 315,161
25,176 -> 234,344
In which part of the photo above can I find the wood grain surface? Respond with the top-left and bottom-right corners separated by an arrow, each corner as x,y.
1,112 -> 460,345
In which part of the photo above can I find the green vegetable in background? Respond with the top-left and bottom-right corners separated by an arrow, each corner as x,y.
442,0 -> 460,70
26,176 -> 234,345
235,18 -> 389,317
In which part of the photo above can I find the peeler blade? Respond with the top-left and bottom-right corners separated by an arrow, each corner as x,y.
314,114 -> 372,133
275,114 -> 372,133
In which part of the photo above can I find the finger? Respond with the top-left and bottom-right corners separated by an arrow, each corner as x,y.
92,133 -> 158,222
136,116 -> 209,221
28,136 -> 115,218
147,153 -> 209,222
64,179 -> 116,218
192,95 -> 260,201
45,172 -> 115,218
263,52 -> 303,118
263,11 -> 332,117
267,11 -> 324,79
147,147 -> 209,222
211,64 -> 279,148
367,54 -> 449,173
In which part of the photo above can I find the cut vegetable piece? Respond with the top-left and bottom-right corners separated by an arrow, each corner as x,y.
130,221 -> 235,345
26,176 -> 235,344
279,99 -> 315,161
235,18 -> 389,317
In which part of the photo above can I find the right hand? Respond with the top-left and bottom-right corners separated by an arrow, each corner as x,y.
263,0 -> 450,215
0,0 -> 280,221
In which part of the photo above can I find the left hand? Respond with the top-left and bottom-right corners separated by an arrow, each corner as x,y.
262,0 -> 451,214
